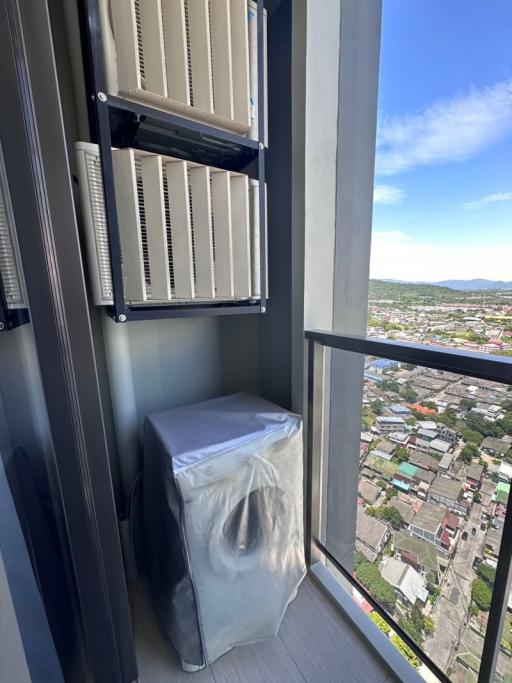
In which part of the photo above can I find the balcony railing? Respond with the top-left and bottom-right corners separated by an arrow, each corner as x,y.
305,329 -> 512,682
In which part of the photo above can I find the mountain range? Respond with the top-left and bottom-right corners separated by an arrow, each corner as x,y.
382,278 -> 512,291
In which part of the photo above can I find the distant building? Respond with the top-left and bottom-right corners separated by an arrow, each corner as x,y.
393,531 -> 439,577
387,403 -> 412,417
437,452 -> 454,473
358,479 -> 381,505
388,498 -> 416,525
498,462 -> 512,483
484,527 -> 502,561
438,426 -> 458,447
370,439 -> 395,461
375,416 -> 407,434
417,420 -> 438,431
465,463 -> 484,491
429,438 -> 452,456
409,451 -> 438,472
409,502 -> 457,555
482,437 -> 510,458
417,428 -> 438,442
356,508 -> 391,562
380,557 -> 428,606
388,431 -> 410,447
429,476 -> 467,515
366,358 -> 399,374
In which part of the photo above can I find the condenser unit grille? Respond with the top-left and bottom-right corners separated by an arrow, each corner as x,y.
75,143 -> 261,307
0,148 -> 26,310
104,0 -> 258,135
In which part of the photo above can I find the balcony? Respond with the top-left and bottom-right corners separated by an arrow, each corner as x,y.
133,577 -> 396,683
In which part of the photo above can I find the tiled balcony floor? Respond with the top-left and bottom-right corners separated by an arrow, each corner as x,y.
133,575 -> 398,683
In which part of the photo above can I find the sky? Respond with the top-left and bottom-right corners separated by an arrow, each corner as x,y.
369,1 -> 512,282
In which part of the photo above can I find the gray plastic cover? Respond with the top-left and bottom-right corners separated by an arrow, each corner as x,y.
142,392 -> 306,667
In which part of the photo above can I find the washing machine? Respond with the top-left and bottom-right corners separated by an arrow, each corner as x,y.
142,392 -> 305,670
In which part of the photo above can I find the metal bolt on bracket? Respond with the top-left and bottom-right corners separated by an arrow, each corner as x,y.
258,142 -> 264,150
97,92 -> 107,103
0,322 -> 5,331
261,306 -> 266,313
118,314 -> 127,322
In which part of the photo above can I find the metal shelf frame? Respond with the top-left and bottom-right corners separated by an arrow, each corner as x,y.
79,0 -> 267,322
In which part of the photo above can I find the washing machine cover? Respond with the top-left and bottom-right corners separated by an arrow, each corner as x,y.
142,392 -> 305,668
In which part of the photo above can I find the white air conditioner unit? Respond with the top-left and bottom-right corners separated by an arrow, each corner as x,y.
75,142 -> 263,307
99,0 -> 266,138
0,145 -> 27,311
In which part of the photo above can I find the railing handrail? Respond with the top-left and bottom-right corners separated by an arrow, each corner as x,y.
305,329 -> 512,385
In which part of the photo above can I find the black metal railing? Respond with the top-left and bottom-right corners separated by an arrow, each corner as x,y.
305,329 -> 512,683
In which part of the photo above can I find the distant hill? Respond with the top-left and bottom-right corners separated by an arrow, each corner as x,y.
369,279 -> 460,302
434,279 -> 512,291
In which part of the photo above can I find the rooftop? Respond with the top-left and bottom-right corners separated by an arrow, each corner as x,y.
388,498 -> 416,525
430,476 -> 463,501
482,437 -> 509,454
466,463 -> 484,481
358,479 -> 381,505
398,462 -> 417,478
411,502 -> 445,534
409,451 -> 437,472
393,532 -> 439,573
356,509 -> 389,555
380,557 -> 429,605
429,438 -> 451,454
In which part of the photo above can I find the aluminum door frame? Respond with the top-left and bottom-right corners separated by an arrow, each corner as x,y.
0,0 -> 137,681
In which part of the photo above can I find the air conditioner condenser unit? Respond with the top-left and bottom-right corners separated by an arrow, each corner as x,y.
75,142 -> 264,308
99,0 -> 266,138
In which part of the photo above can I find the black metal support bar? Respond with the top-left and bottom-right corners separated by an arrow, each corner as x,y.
108,96 -> 259,175
125,302 -> 261,321
305,330 -> 512,385
81,0 -> 127,322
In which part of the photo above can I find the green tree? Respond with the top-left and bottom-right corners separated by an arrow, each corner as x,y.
472,578 -> 492,611
385,487 -> 398,501
377,506 -> 406,530
460,398 -> 477,411
371,399 -> 384,416
420,400 -> 437,410
380,379 -> 401,394
478,564 -> 496,587
462,429 -> 484,445
394,447 -> 410,464
355,562 -> 396,611
437,408 -> 457,428
400,384 -> 418,403
460,443 -> 479,464
466,412 -> 504,438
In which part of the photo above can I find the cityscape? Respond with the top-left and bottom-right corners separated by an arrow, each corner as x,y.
354,280 -> 512,681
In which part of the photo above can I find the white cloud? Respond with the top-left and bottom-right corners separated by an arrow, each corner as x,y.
376,79 -> 512,175
370,230 -> 512,281
462,191 -> 512,210
373,184 -> 406,205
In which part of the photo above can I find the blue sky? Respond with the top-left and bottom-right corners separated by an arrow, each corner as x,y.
370,1 -> 512,282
